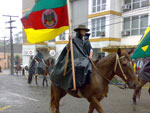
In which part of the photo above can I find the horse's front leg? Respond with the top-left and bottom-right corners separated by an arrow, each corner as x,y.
50,84 -> 67,113
132,80 -> 147,104
42,75 -> 47,87
88,104 -> 94,113
42,76 -> 45,87
88,97 -> 105,113
35,76 -> 38,86
148,82 -> 150,95
45,76 -> 48,87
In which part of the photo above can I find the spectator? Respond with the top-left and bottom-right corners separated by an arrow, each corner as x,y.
137,58 -> 144,76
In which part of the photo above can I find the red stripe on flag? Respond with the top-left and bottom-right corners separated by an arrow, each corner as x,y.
22,5 -> 68,29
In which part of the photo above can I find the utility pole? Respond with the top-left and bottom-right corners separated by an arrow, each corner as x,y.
3,15 -> 18,75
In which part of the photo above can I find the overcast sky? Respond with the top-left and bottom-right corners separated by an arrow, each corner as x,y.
0,0 -> 22,40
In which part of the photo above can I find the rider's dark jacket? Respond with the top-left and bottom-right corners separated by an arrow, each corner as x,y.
28,51 -> 44,75
50,33 -> 92,90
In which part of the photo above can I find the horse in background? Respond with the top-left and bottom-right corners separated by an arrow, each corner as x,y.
14,64 -> 22,76
28,58 -> 54,87
132,76 -> 150,104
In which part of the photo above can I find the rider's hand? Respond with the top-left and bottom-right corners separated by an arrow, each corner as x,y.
89,56 -> 93,59
69,35 -> 72,40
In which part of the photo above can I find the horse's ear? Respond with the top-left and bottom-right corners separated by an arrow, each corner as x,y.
117,48 -> 121,57
128,48 -> 135,55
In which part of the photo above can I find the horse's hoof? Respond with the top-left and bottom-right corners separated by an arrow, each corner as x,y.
132,97 -> 136,104
148,89 -> 150,95
133,101 -> 137,105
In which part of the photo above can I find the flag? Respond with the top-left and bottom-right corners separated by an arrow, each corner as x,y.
21,0 -> 69,43
132,26 -> 150,59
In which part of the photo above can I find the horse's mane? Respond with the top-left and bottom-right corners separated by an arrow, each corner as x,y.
94,53 -> 116,65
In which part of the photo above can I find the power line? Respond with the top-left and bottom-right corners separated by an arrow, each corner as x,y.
23,7 -> 149,32
60,13 -> 150,36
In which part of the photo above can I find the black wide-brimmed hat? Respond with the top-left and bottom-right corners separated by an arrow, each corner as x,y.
74,25 -> 90,32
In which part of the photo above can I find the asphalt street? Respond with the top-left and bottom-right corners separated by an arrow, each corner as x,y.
0,74 -> 150,113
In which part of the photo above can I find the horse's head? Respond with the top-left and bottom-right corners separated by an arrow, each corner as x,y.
114,48 -> 138,89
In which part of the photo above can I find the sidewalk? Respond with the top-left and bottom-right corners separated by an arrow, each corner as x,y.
0,69 -> 10,75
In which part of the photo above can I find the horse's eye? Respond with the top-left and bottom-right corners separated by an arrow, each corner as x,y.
123,64 -> 127,67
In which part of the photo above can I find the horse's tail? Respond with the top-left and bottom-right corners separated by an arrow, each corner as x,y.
50,83 -> 55,113
28,74 -> 33,84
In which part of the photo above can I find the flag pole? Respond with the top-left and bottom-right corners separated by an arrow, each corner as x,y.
66,0 -> 76,90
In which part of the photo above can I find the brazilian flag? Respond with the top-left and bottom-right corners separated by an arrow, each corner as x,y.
132,27 -> 150,59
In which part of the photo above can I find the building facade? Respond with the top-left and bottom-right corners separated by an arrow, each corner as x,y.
88,0 -> 150,55
22,0 -> 150,63
0,44 -> 22,70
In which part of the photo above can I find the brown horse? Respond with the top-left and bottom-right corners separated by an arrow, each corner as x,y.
28,58 -> 53,87
14,64 -> 22,76
50,49 -> 138,113
132,76 -> 150,104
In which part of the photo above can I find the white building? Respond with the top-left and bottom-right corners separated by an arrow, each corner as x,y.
22,0 -> 150,66
88,0 -> 150,56
56,0 -> 150,59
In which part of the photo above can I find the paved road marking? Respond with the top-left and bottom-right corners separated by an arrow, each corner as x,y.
0,106 -> 11,111
7,92 -> 39,102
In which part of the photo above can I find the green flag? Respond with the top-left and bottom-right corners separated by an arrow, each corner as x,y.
132,27 -> 150,59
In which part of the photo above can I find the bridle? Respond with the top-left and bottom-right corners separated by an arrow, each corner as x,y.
114,54 -> 127,82
91,54 -> 128,89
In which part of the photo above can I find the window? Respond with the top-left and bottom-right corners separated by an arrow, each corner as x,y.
123,14 -> 148,36
140,15 -> 148,34
123,18 -> 130,31
59,32 -> 65,40
92,0 -> 106,13
91,17 -> 106,37
141,0 -> 149,7
125,0 -> 131,4
131,16 -> 139,35
124,0 -> 149,11
133,0 -> 140,9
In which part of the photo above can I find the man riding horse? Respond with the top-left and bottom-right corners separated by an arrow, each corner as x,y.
50,25 -> 93,90
71,24 -> 93,59
28,49 -> 46,84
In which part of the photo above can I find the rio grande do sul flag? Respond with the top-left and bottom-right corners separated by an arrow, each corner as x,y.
132,26 -> 150,59
21,0 -> 69,43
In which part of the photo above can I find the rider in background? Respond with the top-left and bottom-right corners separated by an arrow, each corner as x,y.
34,49 -> 46,75
28,49 -> 45,77
137,58 -> 144,76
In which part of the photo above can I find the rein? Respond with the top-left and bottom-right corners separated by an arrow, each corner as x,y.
114,55 -> 127,82
91,54 -> 127,89
90,59 -> 111,82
